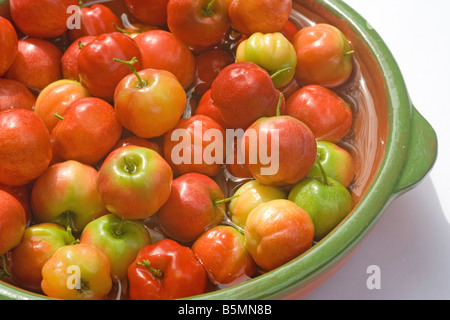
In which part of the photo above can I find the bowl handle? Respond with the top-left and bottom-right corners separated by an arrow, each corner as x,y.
394,106 -> 438,195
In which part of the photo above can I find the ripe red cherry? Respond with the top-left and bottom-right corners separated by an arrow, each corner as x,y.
285,85 -> 353,143
210,62 -> 281,129
241,98 -> 317,187
78,32 -> 142,101
5,38 -> 62,91
0,17 -> 18,77
167,0 -> 230,48
163,114 -> 226,177
9,0 -> 77,38
61,35 -> 95,82
125,0 -> 169,26
51,97 -> 123,166
67,4 -> 123,42
194,89 -> 230,129
292,23 -> 354,88
134,30 -> 196,89
0,109 -> 52,187
193,48 -> 234,96
228,0 -> 292,36
0,78 -> 36,112
0,190 -> 26,256
157,173 -> 227,243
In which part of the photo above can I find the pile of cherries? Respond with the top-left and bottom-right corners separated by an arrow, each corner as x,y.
0,0 -> 357,300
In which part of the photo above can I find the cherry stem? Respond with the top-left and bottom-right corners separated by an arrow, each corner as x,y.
137,259 -> 163,279
64,213 -> 75,237
0,255 -> 11,278
113,57 -> 147,88
78,0 -> 83,7
113,218 -> 126,237
78,41 -> 85,50
66,224 -> 76,242
123,157 -> 137,174
113,23 -> 130,34
214,194 -> 239,206
203,0 -> 217,16
316,153 -> 329,186
54,113 -> 64,120
270,67 -> 291,80
276,92 -> 284,116
344,50 -> 355,56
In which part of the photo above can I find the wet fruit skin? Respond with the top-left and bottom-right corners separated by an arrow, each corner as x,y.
228,0 -> 292,36
210,62 -> 281,130
67,4 -> 123,42
79,213 -> 152,280
125,0 -> 169,27
292,23 -> 354,88
289,175 -> 354,241
9,223 -> 76,292
114,67 -> 187,139
127,239 -> 208,300
284,85 -> 353,143
0,16 -> 18,77
5,38 -> 63,91
193,48 -> 234,96
51,96 -> 123,166
0,109 -> 52,187
134,29 -> 196,90
235,32 -> 297,89
229,179 -> 287,229
194,89 -> 231,129
163,114 -> 227,177
167,0 -> 231,48
242,113 -> 317,187
77,32 -> 143,101
244,199 -> 315,271
34,79 -> 91,133
9,0 -> 78,39
307,141 -> 356,188
96,146 -> 173,220
61,36 -> 95,82
157,173 -> 226,243
192,225 -> 257,286
0,78 -> 36,112
41,243 -> 113,300
0,184 -> 32,223
0,190 -> 26,256
30,160 -> 108,234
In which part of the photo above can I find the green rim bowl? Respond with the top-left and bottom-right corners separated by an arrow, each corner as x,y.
0,0 -> 438,300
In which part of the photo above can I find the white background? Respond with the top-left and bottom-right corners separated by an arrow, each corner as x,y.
305,0 -> 450,300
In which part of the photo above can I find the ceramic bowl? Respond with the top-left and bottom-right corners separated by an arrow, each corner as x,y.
194,0 -> 438,299
0,0 -> 437,300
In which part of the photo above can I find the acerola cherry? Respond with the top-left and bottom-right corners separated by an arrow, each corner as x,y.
293,23 -> 354,88
0,109 -> 52,187
210,62 -> 281,129
78,32 -> 142,101
167,0 -> 231,48
228,0 -> 292,36
5,38 -> 62,91
0,17 -> 18,77
284,85 -> 353,142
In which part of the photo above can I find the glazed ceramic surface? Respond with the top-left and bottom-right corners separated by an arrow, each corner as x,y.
0,0 -> 437,300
